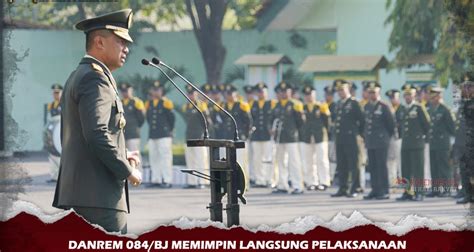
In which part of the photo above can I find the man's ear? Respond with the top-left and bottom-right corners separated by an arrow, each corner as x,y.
95,35 -> 105,50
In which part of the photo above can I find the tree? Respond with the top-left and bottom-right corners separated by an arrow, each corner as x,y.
385,0 -> 473,85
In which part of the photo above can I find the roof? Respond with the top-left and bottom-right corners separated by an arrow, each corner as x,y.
235,54 -> 293,66
404,54 -> 435,65
299,55 -> 388,72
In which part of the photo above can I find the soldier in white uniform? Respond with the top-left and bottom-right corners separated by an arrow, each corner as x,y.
46,84 -> 63,183
385,89 -> 403,186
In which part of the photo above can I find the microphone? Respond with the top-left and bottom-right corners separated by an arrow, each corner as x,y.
151,57 -> 240,141
141,59 -> 209,139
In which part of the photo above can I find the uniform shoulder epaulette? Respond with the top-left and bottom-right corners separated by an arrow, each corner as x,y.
199,101 -> 208,111
91,63 -> 104,73
133,98 -> 145,110
270,99 -> 278,109
239,102 -> 250,113
144,100 -> 150,110
319,102 -> 330,115
293,101 -> 304,112
163,98 -> 174,110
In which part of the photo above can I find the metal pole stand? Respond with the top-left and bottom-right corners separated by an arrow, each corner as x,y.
185,139 -> 246,227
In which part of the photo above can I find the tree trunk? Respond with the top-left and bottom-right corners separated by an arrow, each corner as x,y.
186,0 -> 228,85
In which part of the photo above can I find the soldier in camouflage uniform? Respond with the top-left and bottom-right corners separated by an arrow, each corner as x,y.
120,83 -> 145,171
331,80 -> 365,198
180,85 -> 210,188
397,84 -> 430,201
362,82 -> 395,200
300,85 -> 331,191
249,82 -> 276,187
426,87 -> 456,197
145,81 -> 175,188
271,82 -> 305,194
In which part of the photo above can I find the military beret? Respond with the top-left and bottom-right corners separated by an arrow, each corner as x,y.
385,89 -> 400,98
274,81 -> 292,92
243,85 -> 254,94
429,86 -> 444,95
119,83 -> 131,91
75,9 -> 134,43
301,85 -> 315,95
51,84 -> 63,91
366,81 -> 381,92
324,85 -> 335,94
185,85 -> 195,93
333,79 -> 350,91
201,83 -> 212,93
253,82 -> 268,91
401,83 -> 418,94
151,80 -> 162,89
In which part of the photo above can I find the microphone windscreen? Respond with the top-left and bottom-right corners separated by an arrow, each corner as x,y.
141,59 -> 150,65
152,57 -> 161,65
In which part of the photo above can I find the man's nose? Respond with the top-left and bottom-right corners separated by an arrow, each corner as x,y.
123,46 -> 129,54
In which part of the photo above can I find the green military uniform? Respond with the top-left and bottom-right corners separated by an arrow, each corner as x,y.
331,80 -> 365,197
363,82 -> 396,199
398,84 -> 431,201
120,84 -> 145,140
426,88 -> 456,197
53,9 -> 135,234
453,104 -> 469,203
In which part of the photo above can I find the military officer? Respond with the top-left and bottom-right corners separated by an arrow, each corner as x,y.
331,80 -> 365,198
324,85 -> 338,182
243,85 -> 255,106
200,83 -> 217,138
363,82 -> 395,200
249,82 -> 276,187
243,84 -> 255,183
120,83 -> 145,171
145,81 -> 175,188
300,85 -> 331,191
221,84 -> 252,184
209,84 -> 226,139
180,85 -> 210,188
271,81 -> 305,195
397,84 -> 430,201
452,105 -> 467,202
385,89 -> 403,186
53,9 -> 142,234
46,84 -> 63,183
419,84 -> 432,186
426,87 -> 456,197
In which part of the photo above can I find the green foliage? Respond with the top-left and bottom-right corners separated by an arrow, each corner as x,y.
282,68 -> 313,89
256,44 -> 278,53
289,31 -> 307,49
224,66 -> 245,84
386,0 -> 473,86
324,40 -> 337,54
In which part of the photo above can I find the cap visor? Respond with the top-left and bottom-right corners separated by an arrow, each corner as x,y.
113,30 -> 133,43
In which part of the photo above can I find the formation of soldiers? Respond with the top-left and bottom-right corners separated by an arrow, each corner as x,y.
48,76 -> 469,203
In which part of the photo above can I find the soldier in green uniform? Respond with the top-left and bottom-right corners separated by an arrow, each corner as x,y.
221,84 -> 252,184
272,82 -> 305,195
331,80 -> 365,198
362,82 -> 395,200
180,85 -> 210,188
426,87 -> 456,197
385,89 -> 403,186
452,105 -> 467,202
120,83 -> 145,171
249,82 -> 276,187
397,84 -> 430,201
53,9 -> 142,233
145,81 -> 175,188
46,84 -> 63,183
300,85 -> 331,191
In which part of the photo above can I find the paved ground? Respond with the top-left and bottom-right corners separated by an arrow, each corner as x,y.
2,155 -> 472,234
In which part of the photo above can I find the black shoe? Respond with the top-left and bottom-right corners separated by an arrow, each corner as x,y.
363,192 -> 376,200
411,194 -> 424,201
291,189 -> 304,195
146,183 -> 161,188
272,188 -> 288,194
456,197 -> 473,204
375,194 -> 390,200
426,191 -> 439,198
396,192 -> 413,201
317,185 -> 328,191
160,183 -> 172,188
46,179 -> 57,183
331,190 -> 348,197
438,191 -> 451,197
347,192 -> 358,198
